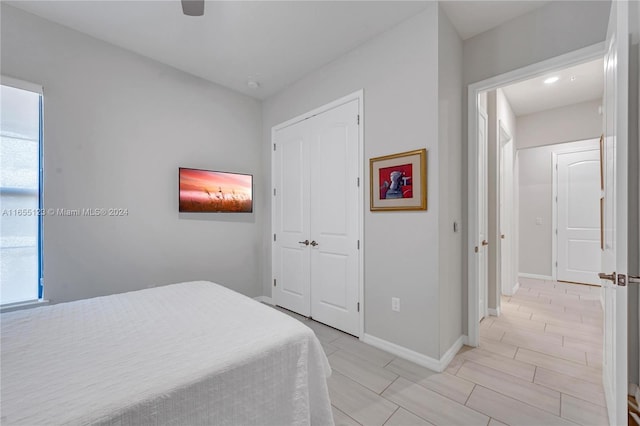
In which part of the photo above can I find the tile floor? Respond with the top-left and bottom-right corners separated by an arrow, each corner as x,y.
278,277 -> 608,426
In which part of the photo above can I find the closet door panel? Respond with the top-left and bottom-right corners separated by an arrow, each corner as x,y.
310,100 -> 360,335
273,121 -> 311,317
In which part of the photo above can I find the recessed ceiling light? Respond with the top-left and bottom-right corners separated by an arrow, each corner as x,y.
544,76 -> 559,84
570,76 -> 577,82
247,80 -> 260,89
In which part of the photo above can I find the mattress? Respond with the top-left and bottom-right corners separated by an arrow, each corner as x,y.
1,281 -> 334,426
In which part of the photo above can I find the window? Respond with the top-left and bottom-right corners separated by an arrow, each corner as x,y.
1,78 -> 43,304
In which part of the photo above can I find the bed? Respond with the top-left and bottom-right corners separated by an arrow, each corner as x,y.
0,281 -> 334,425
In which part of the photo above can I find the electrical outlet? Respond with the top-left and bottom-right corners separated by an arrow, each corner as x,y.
391,297 -> 400,312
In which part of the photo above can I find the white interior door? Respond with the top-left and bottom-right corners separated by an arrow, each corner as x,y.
272,119 -> 311,317
557,148 -> 601,285
273,98 -> 361,336
499,123 -> 514,296
309,100 -> 360,336
478,107 -> 489,321
601,1 -> 629,424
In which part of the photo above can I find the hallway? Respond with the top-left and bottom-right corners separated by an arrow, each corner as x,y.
460,277 -> 607,425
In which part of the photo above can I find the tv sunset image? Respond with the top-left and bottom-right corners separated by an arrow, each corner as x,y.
179,168 -> 253,213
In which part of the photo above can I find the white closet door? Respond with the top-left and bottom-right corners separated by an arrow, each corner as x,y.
272,119 -> 311,316
309,100 -> 360,336
557,149 -> 600,285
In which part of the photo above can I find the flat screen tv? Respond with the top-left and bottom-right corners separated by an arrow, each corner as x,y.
179,168 -> 253,213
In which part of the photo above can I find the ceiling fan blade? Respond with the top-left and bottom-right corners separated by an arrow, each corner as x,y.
181,0 -> 204,16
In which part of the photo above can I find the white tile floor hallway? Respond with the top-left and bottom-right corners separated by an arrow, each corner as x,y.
278,277 -> 608,426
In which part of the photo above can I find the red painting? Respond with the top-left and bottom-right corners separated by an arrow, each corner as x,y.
379,163 -> 413,200
179,168 -> 253,213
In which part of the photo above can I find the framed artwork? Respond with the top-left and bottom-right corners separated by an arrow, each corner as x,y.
599,134 -> 604,190
369,148 -> 427,211
179,168 -> 253,213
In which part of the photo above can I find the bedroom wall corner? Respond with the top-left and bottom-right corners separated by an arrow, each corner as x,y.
0,4 -> 264,302
262,5 -> 442,359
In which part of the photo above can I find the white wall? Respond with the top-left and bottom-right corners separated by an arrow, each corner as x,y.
516,100 -> 602,149
463,1 -> 610,87
1,5 -> 263,303
262,6 -> 446,359
517,139 -> 598,277
461,0 -> 610,333
437,6 -> 463,357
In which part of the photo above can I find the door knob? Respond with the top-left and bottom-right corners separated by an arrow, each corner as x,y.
598,272 -> 616,283
298,240 -> 309,246
482,240 -> 489,246
310,240 -> 319,247
500,234 -> 505,239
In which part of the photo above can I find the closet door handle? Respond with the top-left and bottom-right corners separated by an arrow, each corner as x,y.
482,240 -> 489,246
310,240 -> 319,247
298,240 -> 310,246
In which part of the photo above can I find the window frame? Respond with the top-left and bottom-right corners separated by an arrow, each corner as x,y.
1,75 -> 44,301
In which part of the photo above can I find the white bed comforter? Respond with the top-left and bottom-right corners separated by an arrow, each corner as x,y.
1,281 -> 334,426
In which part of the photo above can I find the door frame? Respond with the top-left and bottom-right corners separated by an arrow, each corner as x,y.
271,90 -> 365,338
466,43 -> 604,347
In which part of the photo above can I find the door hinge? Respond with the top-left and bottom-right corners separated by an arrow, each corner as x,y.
357,302 -> 360,312
357,240 -> 360,250
555,229 -> 558,235
273,143 -> 276,151
273,188 -> 276,196
556,261 -> 558,267
357,177 -> 360,187
357,115 -> 360,125
273,233 -> 276,242
273,279 -> 277,287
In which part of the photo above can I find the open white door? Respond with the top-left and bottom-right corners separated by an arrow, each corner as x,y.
600,1 -> 629,424
499,122 -> 514,296
477,107 -> 489,321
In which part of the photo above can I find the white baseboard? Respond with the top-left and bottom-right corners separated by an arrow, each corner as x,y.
361,334 -> 464,373
512,281 -> 520,294
254,296 -> 274,305
518,273 -> 553,281
440,335 -> 465,370
488,307 -> 501,317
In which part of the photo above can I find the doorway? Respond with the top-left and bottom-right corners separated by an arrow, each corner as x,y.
466,43 -> 605,347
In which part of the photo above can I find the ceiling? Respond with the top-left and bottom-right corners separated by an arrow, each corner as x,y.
501,58 -> 604,116
6,1 -> 553,100
440,1 -> 551,40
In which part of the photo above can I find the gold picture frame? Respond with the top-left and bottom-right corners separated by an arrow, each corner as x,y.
369,148 -> 427,211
